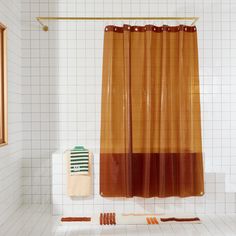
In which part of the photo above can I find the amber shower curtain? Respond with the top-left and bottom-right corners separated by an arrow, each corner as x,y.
100,24 -> 204,198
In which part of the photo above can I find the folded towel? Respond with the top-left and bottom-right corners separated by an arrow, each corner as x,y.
65,150 -> 93,197
70,147 -> 89,175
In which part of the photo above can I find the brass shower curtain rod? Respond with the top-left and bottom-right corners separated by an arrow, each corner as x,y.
36,16 -> 199,31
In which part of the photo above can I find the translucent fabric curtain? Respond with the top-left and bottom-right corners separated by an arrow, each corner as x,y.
100,24 -> 204,198
0,28 -> 3,143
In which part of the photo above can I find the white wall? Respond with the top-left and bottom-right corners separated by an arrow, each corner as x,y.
22,0 -> 236,213
0,0 -> 22,226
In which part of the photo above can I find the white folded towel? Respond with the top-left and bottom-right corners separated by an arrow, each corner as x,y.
65,150 -> 93,197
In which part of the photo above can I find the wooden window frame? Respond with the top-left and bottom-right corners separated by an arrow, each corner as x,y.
0,22 -> 7,147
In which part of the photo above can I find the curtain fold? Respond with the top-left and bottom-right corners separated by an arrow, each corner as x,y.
100,24 -> 204,198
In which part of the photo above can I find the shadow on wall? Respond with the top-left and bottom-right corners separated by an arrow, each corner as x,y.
48,12 -> 103,204
37,2 -> 60,203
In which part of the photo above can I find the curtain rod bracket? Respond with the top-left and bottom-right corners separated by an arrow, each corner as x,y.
36,17 -> 49,31
36,17 -> 199,32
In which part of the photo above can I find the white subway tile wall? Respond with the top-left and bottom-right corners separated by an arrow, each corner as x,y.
0,0 -> 22,225
22,0 -> 236,212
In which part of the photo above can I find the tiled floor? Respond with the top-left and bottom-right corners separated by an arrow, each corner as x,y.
1,205 -> 236,236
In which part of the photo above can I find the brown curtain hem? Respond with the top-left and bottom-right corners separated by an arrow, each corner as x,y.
100,153 -> 204,198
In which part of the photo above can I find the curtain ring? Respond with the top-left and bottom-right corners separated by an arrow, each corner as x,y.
108,20 -> 113,26
104,20 -> 110,27
176,20 -> 180,27
104,21 -> 107,30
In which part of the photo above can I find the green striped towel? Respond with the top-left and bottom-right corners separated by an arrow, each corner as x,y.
70,146 -> 89,175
